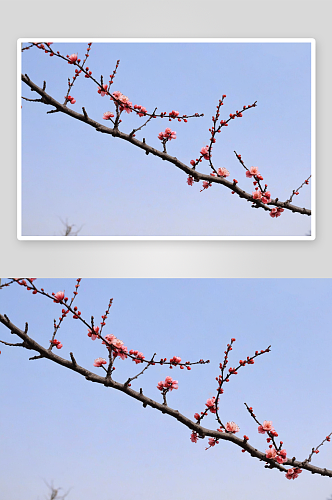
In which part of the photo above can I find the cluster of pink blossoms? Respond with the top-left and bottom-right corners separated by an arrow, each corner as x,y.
270,207 -> 285,218
157,376 -> 178,392
158,128 -> 177,141
103,334 -> 128,360
285,468 -> 302,480
266,447 -> 287,464
252,189 -> 271,204
111,91 -> 133,114
129,349 -> 145,364
134,104 -> 147,117
65,95 -> 76,105
50,338 -> 63,349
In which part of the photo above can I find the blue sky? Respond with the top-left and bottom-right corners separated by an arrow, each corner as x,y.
1,279 -> 331,500
20,40 -> 313,237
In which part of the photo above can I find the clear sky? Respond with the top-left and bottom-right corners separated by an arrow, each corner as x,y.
20,40 -> 312,237
0,278 -> 331,500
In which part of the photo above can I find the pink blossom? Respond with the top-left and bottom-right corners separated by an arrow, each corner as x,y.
270,207 -> 284,218
261,191 -> 271,204
170,356 -> 181,365
87,326 -> 100,341
158,127 -> 177,141
205,397 -> 218,414
285,468 -> 302,480
208,437 -> 217,447
164,376 -> 178,391
98,84 -> 108,97
157,376 -> 178,392
53,291 -> 65,303
200,146 -> 210,160
93,357 -> 107,367
190,432 -> 198,443
133,351 -> 145,364
134,105 -> 147,117
50,339 -> 62,349
258,421 -> 274,434
103,111 -> 114,120
246,166 -> 259,178
225,421 -> 240,433
111,91 -> 133,113
217,167 -> 230,178
187,175 -> 194,186
190,160 -> 196,167
169,110 -> 179,119
68,53 -> 78,64
276,449 -> 287,464
157,381 -> 165,391
252,190 -> 262,200
194,413 -> 200,420
103,334 -> 128,359
266,448 -> 277,460
201,181 -> 211,191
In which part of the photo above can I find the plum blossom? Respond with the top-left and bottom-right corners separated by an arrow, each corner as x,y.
158,128 -> 177,141
208,437 -> 218,447
265,447 -> 277,460
170,356 -> 181,365
169,110 -> 179,119
261,191 -> 271,204
66,95 -> 76,105
246,166 -> 259,178
53,291 -> 65,303
190,432 -> 198,443
285,468 -> 302,480
157,376 -> 178,392
270,207 -> 284,218
258,421 -> 274,434
200,146 -> 210,160
50,339 -> 63,349
103,111 -> 114,120
87,326 -> 100,340
129,349 -> 145,364
98,84 -> 108,96
134,104 -> 147,117
225,421 -> 240,433
93,357 -> 107,367
68,53 -> 78,64
103,334 -> 128,360
111,91 -> 133,113
276,449 -> 287,464
252,190 -> 262,200
205,397 -> 218,414
187,175 -> 194,186
217,167 -> 230,178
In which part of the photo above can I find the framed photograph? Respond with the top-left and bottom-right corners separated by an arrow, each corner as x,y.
18,39 -> 315,239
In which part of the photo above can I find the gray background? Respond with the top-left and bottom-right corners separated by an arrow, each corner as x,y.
2,0 -> 331,277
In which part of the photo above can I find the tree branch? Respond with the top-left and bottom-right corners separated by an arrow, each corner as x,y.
21,74 -> 311,217
0,312 -> 328,477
